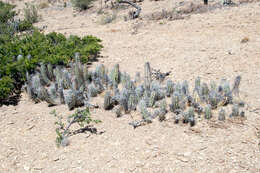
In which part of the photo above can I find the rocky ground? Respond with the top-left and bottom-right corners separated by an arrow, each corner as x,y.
0,0 -> 260,172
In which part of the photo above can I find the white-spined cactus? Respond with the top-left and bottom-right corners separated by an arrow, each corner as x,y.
204,104 -> 212,120
40,63 -> 51,85
218,108 -> 226,121
166,80 -> 174,97
230,104 -> 239,117
47,63 -> 55,81
144,62 -> 152,91
128,92 -> 138,111
182,80 -> 189,96
104,91 -> 113,110
232,75 -> 241,97
110,64 -> 120,86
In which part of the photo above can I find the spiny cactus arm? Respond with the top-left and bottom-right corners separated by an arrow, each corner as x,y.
118,0 -> 141,19
144,62 -> 152,90
232,75 -> 241,97
40,63 -> 51,85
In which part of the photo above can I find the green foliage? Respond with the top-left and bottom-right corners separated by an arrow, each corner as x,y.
72,0 -> 96,10
51,108 -> 101,147
17,20 -> 34,32
0,1 -> 16,23
24,3 -> 40,24
0,76 -> 14,100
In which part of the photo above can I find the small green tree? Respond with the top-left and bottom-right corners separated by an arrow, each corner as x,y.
51,108 -> 101,147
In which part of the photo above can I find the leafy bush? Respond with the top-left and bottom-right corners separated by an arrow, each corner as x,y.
0,76 -> 14,100
24,3 -> 40,24
51,108 -> 101,147
72,0 -> 96,10
0,1 -> 16,23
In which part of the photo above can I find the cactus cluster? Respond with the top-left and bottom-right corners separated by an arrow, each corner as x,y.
25,60 -> 245,128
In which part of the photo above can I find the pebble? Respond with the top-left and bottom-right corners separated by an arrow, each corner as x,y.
23,165 -> 30,171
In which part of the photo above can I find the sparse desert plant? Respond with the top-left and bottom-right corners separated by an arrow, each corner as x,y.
24,3 -> 40,24
218,108 -> 226,121
51,108 -> 101,147
38,2 -> 49,9
99,12 -> 117,25
0,76 -> 14,101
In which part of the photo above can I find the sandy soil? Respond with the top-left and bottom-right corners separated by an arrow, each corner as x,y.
0,0 -> 260,172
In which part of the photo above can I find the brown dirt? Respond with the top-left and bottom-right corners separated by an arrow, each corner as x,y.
1,0 -> 260,172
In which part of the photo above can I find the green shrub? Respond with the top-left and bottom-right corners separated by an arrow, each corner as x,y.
24,3 -> 40,24
0,1 -> 16,23
0,76 -> 14,100
18,20 -> 34,31
51,108 -> 101,147
72,0 -> 96,10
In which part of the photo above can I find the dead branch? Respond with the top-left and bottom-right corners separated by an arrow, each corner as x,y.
118,0 -> 141,19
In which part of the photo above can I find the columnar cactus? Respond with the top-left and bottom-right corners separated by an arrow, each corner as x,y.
182,80 -> 189,96
114,105 -> 122,117
83,64 -> 90,84
139,100 -> 152,122
194,76 -> 201,94
174,82 -> 182,95
174,113 -> 181,124
230,104 -> 239,117
204,104 -> 212,119
232,75 -> 241,97
110,64 -> 120,86
182,111 -> 189,124
149,91 -> 158,107
134,72 -> 141,84
71,75 -> 79,91
128,93 -> 138,111
58,81 -> 65,104
187,107 -> 195,126
218,108 -> 225,121
200,82 -> 209,102
87,83 -> 98,97
210,81 -> 217,92
119,89 -> 129,113
135,85 -> 144,101
47,82 -> 57,100
74,54 -> 84,88
104,91 -> 113,110
169,93 -> 180,112
95,64 -> 106,80
38,85 -> 56,106
62,69 -> 72,89
144,62 -> 152,90
166,80 -> 174,97
40,63 -> 51,85
53,66 -> 62,84
47,63 -> 54,81
63,89 -> 76,110
208,90 -> 220,109
159,99 -> 167,117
